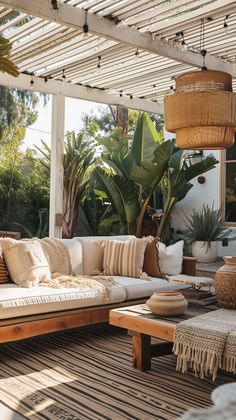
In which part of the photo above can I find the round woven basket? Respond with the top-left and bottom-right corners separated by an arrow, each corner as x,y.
175,70 -> 232,93
175,126 -> 234,149
164,91 -> 236,132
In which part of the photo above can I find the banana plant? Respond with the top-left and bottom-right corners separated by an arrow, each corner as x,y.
132,146 -> 218,241
93,112 -> 163,235
131,139 -> 176,237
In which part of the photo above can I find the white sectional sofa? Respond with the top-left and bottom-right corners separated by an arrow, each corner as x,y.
0,235 -> 196,344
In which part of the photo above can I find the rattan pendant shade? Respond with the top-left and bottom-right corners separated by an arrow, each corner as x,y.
164,70 -> 236,149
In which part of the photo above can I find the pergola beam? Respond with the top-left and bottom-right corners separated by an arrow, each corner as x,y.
0,0 -> 235,77
0,72 -> 163,114
49,94 -> 65,239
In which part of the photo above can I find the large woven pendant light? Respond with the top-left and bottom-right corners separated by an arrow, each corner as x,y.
164,69 -> 236,150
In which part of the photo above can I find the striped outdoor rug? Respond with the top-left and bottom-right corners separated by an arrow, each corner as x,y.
0,323 -> 234,420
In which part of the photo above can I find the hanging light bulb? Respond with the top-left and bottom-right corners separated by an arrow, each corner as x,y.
97,55 -> 101,72
223,15 -> 230,34
30,75 -> 34,90
83,11 -> 89,38
134,48 -> 140,60
119,91 -> 124,105
62,69 -> 66,85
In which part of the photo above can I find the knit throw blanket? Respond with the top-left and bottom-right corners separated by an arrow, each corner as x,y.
173,309 -> 236,380
39,274 -> 118,300
39,238 -> 72,275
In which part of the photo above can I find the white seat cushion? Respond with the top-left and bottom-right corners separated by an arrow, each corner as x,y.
0,283 -> 126,319
109,276 -> 170,300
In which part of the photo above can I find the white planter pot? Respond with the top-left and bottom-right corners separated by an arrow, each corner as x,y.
192,241 -> 218,263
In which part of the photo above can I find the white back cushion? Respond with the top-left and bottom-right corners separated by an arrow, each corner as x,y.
158,240 -> 184,275
60,238 -> 83,275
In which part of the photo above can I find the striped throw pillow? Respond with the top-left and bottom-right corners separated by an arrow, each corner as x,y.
101,238 -> 148,278
0,255 -> 11,284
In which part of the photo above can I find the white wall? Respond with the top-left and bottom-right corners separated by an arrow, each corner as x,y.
163,132 -> 236,256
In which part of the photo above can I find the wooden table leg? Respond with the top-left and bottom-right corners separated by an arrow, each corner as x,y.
130,331 -> 151,371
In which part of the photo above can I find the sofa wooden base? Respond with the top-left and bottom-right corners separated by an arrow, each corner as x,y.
0,256 -> 196,344
0,299 -> 147,344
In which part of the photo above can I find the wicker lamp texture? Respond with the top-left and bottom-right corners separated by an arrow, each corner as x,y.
164,70 -> 236,150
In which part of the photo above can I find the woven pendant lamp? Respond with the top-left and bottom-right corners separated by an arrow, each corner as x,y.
164,69 -> 236,149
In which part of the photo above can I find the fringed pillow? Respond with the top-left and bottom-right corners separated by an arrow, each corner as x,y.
3,240 -> 51,287
100,238 -> 148,278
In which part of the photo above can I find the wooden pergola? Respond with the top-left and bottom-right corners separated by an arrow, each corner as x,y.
0,0 -> 235,237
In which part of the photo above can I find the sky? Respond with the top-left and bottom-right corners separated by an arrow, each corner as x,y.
23,95 -> 108,150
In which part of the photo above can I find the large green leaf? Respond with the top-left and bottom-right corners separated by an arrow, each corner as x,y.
131,112 -> 162,165
168,149 -> 183,170
94,167 -> 139,227
185,156 -> 218,182
131,139 -> 175,188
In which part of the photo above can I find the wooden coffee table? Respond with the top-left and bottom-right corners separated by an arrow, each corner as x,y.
109,303 -> 218,371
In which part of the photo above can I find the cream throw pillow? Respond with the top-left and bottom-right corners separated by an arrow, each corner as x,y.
3,240 -> 51,287
101,238 -> 148,278
157,240 -> 184,276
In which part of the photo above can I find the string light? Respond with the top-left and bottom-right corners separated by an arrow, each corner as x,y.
83,11 -> 89,38
134,48 -> 140,59
62,69 -> 66,84
30,76 -> 34,90
224,15 -> 230,33
97,55 -> 101,72
44,76 -> 48,84
200,19 -> 207,70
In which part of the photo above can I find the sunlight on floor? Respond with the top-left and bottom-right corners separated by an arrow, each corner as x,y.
0,367 -> 77,417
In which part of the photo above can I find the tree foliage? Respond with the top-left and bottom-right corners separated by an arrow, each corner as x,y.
0,35 -> 19,77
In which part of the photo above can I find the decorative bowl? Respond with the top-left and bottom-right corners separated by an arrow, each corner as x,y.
146,291 -> 188,316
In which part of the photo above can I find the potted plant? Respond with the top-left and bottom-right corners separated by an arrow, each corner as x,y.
183,204 -> 232,263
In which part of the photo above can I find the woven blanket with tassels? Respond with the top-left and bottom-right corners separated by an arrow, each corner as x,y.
172,308 -> 236,380
39,274 -> 118,300
39,238 -> 72,275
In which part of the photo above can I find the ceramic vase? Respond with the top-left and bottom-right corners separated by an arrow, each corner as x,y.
215,256 -> 236,309
192,241 -> 218,263
146,291 -> 188,316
